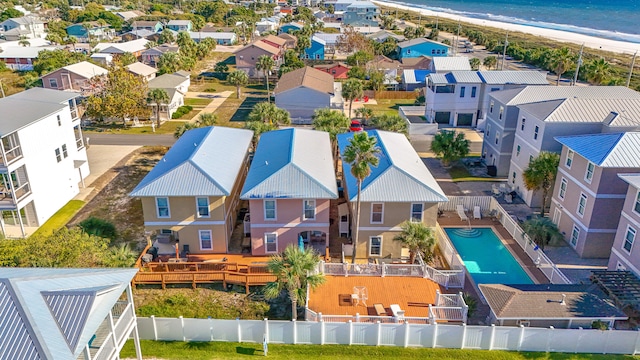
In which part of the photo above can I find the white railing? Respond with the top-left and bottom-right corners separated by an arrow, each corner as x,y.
439,196 -> 493,212
137,317 -> 640,354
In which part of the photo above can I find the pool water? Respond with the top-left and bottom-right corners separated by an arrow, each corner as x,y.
444,228 -> 533,285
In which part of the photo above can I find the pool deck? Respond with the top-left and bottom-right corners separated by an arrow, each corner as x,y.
438,214 -> 549,285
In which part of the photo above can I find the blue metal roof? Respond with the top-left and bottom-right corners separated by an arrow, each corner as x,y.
403,69 -> 431,84
0,268 -> 137,360
556,132 -> 640,167
241,128 -> 338,199
130,126 -> 253,197
337,130 -> 448,202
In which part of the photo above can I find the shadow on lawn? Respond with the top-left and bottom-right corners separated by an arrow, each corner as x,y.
236,346 -> 265,356
230,96 -> 268,122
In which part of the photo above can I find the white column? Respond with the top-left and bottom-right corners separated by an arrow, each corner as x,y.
376,321 -> 381,346
126,284 -> 142,360
403,321 -> 410,348
488,324 -> 496,350
151,315 -> 157,341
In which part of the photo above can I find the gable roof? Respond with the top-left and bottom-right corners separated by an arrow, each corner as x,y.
403,69 -> 431,84
0,268 -> 138,360
479,284 -> 627,320
431,56 -> 471,71
148,73 -> 188,89
260,34 -> 287,47
0,46 -> 55,59
517,97 -> 640,126
311,35 -> 326,46
130,126 -> 253,197
95,38 -> 149,54
555,132 -> 640,168
274,66 -> 334,95
397,37 -> 449,49
619,173 -> 640,190
48,61 -> 108,79
241,128 -> 338,199
126,61 -> 158,77
167,19 -> 191,25
478,70 -> 549,85
337,130 -> 448,202
236,40 -> 280,55
491,85 -> 640,106
131,20 -> 161,28
0,88 -> 79,135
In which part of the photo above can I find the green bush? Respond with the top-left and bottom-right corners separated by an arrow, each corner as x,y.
171,105 -> 194,119
78,217 -> 117,240
203,87 -> 217,92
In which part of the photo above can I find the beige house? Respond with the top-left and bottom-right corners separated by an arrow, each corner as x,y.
41,61 -> 108,95
126,61 -> 158,81
130,126 -> 253,255
234,40 -> 282,77
336,130 -> 448,260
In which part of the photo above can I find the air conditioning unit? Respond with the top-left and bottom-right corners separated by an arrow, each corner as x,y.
517,320 -> 530,327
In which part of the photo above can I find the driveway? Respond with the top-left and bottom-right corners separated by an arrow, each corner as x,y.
87,134 -> 176,146
74,145 -> 141,201
186,91 -> 233,122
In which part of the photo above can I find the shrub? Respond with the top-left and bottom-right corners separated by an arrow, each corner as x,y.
203,87 -> 217,92
78,217 -> 117,240
171,105 -> 193,119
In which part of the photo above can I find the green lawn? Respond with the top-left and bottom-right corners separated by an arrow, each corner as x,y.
447,162 -> 504,182
31,200 -> 85,237
184,98 -> 213,107
84,121 -> 187,135
119,340 -> 637,360
364,99 -> 416,116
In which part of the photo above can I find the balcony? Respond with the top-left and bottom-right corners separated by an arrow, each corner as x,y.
0,133 -> 22,168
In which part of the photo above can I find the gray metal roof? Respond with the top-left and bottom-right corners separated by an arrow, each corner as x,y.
0,88 -> 79,136
518,97 -> 640,125
450,71 -> 482,83
492,85 -> 640,106
130,126 -> 253,197
241,128 -> 338,199
431,57 -> 471,72
337,130 -> 448,202
148,73 -> 188,89
478,70 -> 549,85
0,268 -> 138,360
619,173 -> 640,189
556,132 -> 640,168
397,37 -> 449,49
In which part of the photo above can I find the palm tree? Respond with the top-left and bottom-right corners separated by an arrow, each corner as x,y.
549,47 -> 574,86
430,130 -> 470,167
256,55 -> 275,102
18,37 -> 30,47
312,108 -> 350,162
371,114 -> 408,135
244,121 -> 277,148
393,221 -> 436,264
227,70 -> 249,99
342,132 -> 381,263
522,151 -> 560,217
585,58 -> 611,85
103,244 -> 137,267
263,245 -> 326,320
144,41 -> 158,49
469,57 -> 481,71
354,107 -> 373,125
147,88 -> 170,127
482,55 -> 497,70
196,113 -> 217,127
65,35 -> 77,51
342,79 -> 364,118
248,102 -> 290,126
174,122 -> 196,138
521,217 -> 563,251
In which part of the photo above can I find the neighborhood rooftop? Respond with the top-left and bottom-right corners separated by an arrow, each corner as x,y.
241,128 -> 338,199
517,97 -> 640,125
0,88 -> 78,135
130,127 -> 253,197
50,61 -> 108,79
429,70 -> 548,84
431,57 -> 471,72
491,85 -> 640,105
397,37 -> 450,48
274,66 -> 334,95
555,132 -> 640,167
337,130 -> 448,202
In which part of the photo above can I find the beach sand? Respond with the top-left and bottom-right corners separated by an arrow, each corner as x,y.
373,0 -> 640,55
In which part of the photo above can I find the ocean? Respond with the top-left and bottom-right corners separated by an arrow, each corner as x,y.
384,0 -> 640,43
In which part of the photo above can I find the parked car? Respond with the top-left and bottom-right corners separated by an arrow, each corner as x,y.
350,120 -> 363,132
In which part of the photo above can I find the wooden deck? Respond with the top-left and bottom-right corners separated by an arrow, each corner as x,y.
184,254 -> 272,265
307,276 -> 442,318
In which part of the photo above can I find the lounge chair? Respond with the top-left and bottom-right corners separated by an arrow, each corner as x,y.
499,184 -> 507,193
504,194 -> 513,204
473,206 -> 481,219
456,205 -> 468,221
492,185 -> 501,197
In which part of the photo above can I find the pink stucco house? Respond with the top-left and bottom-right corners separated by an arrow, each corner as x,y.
240,128 -> 338,256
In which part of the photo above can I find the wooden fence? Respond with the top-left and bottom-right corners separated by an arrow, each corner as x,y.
364,90 -> 417,99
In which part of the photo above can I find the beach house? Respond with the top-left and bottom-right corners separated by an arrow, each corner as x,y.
343,1 -> 380,27
66,22 -> 115,43
167,20 -> 192,32
336,130 -> 448,260
130,126 -> 253,255
147,72 -> 190,120
240,128 -> 338,256
41,61 -> 109,95
303,35 -> 326,60
397,38 -> 449,60
608,174 -> 640,276
235,40 -> 283,77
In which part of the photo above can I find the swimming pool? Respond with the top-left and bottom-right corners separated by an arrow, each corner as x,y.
444,227 -> 533,285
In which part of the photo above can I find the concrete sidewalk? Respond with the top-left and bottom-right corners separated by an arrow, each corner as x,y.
185,91 -> 233,122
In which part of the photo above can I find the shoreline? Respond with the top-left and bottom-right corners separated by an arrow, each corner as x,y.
372,0 -> 640,55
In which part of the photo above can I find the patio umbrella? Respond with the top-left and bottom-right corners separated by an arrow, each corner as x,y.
298,235 -> 304,251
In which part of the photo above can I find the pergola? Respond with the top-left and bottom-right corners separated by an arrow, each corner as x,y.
591,270 -> 640,314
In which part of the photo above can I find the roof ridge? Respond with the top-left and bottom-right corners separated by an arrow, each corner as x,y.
600,132 -> 628,164
290,162 -> 337,198
188,128 -> 230,195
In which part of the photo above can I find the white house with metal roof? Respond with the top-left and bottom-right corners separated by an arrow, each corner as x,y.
425,71 -> 548,128
549,132 -> 640,259
482,86 -> 640,177
0,88 -> 89,238
430,57 -> 471,73
130,126 -> 253,255
337,130 -> 447,260
240,128 -> 338,255
0,268 -> 141,360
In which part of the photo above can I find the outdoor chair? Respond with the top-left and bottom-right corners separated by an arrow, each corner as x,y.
492,185 -> 501,197
473,206 -> 481,219
456,205 -> 468,221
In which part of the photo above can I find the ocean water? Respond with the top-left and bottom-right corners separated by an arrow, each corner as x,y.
385,0 -> 640,43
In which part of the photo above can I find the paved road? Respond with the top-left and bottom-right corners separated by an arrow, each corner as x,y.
86,133 -> 176,146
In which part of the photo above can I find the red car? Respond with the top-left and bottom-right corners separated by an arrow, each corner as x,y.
350,120 -> 363,132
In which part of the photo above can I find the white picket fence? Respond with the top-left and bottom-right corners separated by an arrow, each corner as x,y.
439,196 -> 493,213
136,317 -> 640,354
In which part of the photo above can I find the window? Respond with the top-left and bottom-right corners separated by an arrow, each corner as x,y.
571,225 -> 580,247
371,203 -> 383,223
565,150 -> 574,168
512,172 -> 516,183
486,124 -> 491,138
559,178 -> 567,199
57,115 -> 61,126
407,49 -> 411,54
303,199 -> 315,220
460,86 -> 466,97
156,197 -> 170,218
435,85 -> 455,93
498,106 -> 504,120
61,144 -> 68,158
624,226 -> 636,253
49,78 -> 58,88
369,236 -> 382,256
495,131 -> 500,145
265,233 -> 277,253
635,191 -> 640,214
490,87 -> 500,92
196,197 -> 209,218
529,155 -> 533,164
489,100 -> 494,113
516,145 -> 521,156
471,86 -> 477,98
577,193 -> 587,217
315,54 -> 320,59
264,200 -> 276,220
199,230 -> 212,250
55,148 -> 61,162
585,162 -> 595,183
411,203 -> 423,222
520,118 -> 525,131
534,126 -> 539,140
